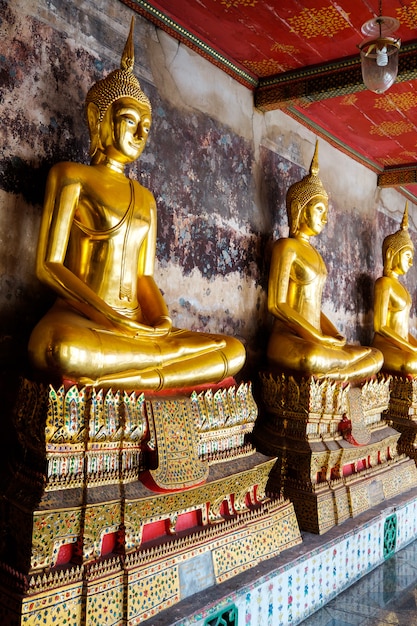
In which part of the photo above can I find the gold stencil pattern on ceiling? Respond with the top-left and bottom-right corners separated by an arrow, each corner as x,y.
374,92 -> 417,112
396,0 -> 417,29
271,42 -> 299,55
370,121 -> 414,136
340,95 -> 358,106
288,5 -> 351,38
244,59 -> 293,75
218,0 -> 258,9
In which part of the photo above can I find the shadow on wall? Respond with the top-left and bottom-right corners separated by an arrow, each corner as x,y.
355,272 -> 375,347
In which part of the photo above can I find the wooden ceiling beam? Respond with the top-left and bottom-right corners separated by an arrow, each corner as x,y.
255,41 -> 417,112
378,167 -> 417,188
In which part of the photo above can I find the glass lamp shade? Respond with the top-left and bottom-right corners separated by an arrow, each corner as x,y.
359,37 -> 400,93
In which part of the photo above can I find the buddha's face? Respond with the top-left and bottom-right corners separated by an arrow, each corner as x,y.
299,196 -> 328,237
101,96 -> 152,164
392,246 -> 414,275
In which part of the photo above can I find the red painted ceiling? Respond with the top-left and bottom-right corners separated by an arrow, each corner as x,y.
126,0 -> 417,199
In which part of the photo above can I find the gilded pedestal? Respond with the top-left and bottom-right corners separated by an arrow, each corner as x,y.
384,374 -> 417,463
0,379 -> 301,625
254,373 -> 417,534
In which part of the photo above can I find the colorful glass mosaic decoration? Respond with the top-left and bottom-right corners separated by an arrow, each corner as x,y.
383,374 -> 417,465
255,373 -> 417,534
0,378 -> 301,624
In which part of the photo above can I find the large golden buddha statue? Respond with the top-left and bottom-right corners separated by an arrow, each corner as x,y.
266,142 -> 382,381
28,21 -> 245,391
372,203 -> 417,375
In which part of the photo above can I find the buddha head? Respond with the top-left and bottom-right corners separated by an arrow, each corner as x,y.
85,18 -> 152,161
286,141 -> 329,236
383,202 -> 414,275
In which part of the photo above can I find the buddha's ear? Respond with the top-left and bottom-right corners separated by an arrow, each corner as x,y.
291,200 -> 302,234
86,102 -> 101,157
385,248 -> 394,270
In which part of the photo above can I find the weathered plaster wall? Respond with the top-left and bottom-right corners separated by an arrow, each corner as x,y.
1,0 -> 416,401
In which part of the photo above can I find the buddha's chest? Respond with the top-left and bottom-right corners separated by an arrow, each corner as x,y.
75,183 -> 150,232
290,249 -> 327,286
390,283 -> 411,313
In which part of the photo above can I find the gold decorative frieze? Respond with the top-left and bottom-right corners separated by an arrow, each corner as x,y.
27,565 -> 83,595
261,373 -> 389,428
285,456 -> 417,534
32,508 -> 82,570
244,59 -> 292,76
125,456 -> 276,548
85,567 -> 124,625
387,375 -> 417,416
14,379 -> 258,492
361,377 -> 391,414
261,373 -> 347,418
83,501 -> 122,561
378,167 -> 417,187
30,500 -> 124,570
22,579 -> 83,624
192,382 -> 257,459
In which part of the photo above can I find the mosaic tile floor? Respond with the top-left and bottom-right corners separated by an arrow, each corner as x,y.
299,539 -> 417,626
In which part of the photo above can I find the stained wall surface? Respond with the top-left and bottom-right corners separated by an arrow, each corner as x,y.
1,0 -> 416,407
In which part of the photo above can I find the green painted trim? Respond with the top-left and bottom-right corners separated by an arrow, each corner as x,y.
259,56 -> 361,88
399,186 -> 417,204
287,106 -> 383,172
259,40 -> 417,89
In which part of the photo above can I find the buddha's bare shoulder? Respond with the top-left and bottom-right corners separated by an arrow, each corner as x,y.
47,161 -> 96,185
273,236 -> 302,254
375,275 -> 396,288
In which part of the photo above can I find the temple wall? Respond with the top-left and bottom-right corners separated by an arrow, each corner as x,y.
1,0 -> 416,396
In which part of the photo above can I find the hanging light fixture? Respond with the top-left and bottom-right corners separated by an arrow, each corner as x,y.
358,1 -> 400,94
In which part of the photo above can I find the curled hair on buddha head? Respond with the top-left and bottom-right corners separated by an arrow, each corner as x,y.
382,202 -> 414,272
286,140 -> 329,235
85,17 -> 152,156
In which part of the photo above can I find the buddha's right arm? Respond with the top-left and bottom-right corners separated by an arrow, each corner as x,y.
39,262 -> 159,336
271,300 -> 343,346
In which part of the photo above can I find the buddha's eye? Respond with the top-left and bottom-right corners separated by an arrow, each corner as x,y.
141,118 -> 151,134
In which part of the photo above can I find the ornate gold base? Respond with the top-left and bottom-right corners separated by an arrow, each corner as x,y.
0,466 -> 300,625
269,455 -> 416,534
255,373 -> 417,534
384,375 -> 417,462
0,379 -> 302,624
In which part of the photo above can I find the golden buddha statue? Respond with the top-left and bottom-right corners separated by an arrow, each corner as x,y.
372,203 -> 417,375
28,20 -> 245,391
266,142 -> 382,381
